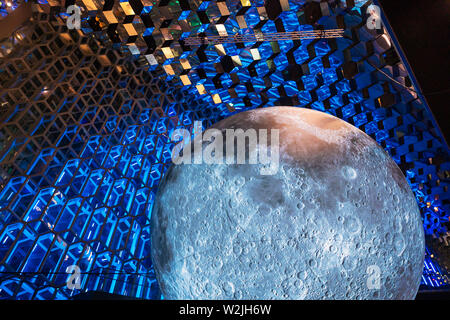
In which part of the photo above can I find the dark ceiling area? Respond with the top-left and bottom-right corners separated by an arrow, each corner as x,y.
378,0 -> 450,143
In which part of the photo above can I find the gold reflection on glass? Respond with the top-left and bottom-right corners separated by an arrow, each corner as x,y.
212,93 -> 222,104
82,0 -> 97,11
120,2 -> 135,15
162,47 -> 174,59
124,24 -> 138,36
103,11 -> 118,24
180,74 -> 191,85
163,64 -> 175,75
180,58 -> 191,69
196,84 -> 207,95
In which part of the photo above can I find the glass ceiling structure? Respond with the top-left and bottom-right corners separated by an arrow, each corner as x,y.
0,0 -> 448,299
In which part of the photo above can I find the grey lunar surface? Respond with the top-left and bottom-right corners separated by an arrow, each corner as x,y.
151,107 -> 425,300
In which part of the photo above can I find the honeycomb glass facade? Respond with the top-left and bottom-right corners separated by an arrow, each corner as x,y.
0,0 -> 448,299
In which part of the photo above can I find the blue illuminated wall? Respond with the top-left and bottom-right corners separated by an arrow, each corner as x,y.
0,20 -> 215,299
0,0 -> 449,299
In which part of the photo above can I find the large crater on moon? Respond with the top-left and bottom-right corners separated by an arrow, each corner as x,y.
150,107 -> 425,300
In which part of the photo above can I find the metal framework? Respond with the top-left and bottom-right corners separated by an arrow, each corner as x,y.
183,29 -> 345,45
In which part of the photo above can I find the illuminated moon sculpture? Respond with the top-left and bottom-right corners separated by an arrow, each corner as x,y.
151,107 -> 424,300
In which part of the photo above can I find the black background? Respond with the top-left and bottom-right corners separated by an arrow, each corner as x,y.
378,0 -> 450,143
